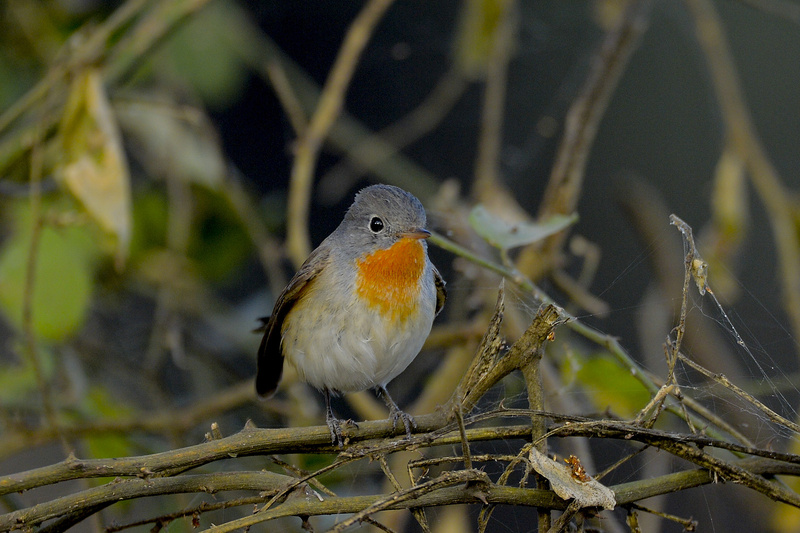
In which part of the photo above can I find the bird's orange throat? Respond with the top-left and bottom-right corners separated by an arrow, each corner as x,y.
355,238 -> 426,322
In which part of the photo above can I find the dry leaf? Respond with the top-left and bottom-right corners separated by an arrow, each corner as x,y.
115,98 -> 225,189
528,448 -> 615,510
56,68 -> 132,266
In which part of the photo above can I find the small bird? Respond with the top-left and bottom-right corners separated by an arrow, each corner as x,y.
256,184 -> 446,446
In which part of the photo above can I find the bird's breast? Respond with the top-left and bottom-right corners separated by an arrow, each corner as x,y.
354,238 -> 426,323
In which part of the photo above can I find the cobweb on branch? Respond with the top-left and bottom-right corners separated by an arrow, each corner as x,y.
665,215 -> 800,444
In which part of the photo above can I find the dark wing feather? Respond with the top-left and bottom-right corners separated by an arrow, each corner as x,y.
255,246 -> 331,397
433,265 -> 446,316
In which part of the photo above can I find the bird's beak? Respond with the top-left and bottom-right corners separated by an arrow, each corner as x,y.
400,228 -> 431,240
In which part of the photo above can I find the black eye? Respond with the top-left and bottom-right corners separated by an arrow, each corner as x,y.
369,216 -> 385,233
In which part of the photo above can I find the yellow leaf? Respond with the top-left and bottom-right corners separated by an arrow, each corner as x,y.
56,68 -> 132,267
771,437 -> 800,532
712,144 -> 748,242
453,0 -> 513,79
703,143 -> 748,299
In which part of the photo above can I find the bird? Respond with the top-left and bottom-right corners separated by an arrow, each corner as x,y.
256,184 -> 446,446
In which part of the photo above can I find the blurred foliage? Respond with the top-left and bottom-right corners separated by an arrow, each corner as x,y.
75,387 -> 136,460
0,0 -> 259,447
0,344 -> 55,405
453,0 -> 514,79
0,198 -> 99,341
163,0 -> 252,110
774,436 -> 800,531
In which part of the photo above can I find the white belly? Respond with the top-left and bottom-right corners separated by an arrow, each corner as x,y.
280,266 -> 436,392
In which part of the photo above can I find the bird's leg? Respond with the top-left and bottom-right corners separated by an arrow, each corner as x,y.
324,388 -> 345,447
376,385 -> 415,438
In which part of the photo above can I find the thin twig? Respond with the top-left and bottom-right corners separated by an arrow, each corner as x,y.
527,0 -> 652,265
264,59 -> 308,135
472,0 -> 517,199
271,456 -> 337,498
325,470 -> 489,533
318,67 -> 467,201
628,503 -> 698,531
453,393 -> 472,471
103,496 -> 268,533
0,472 -> 295,530
0,380 -> 258,462
431,230 -> 753,446
286,0 -> 396,266
378,453 -> 430,533
677,353 -> 800,434
21,97 -> 62,448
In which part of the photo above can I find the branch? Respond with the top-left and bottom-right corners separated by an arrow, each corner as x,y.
0,472 -> 294,531
524,0 -> 652,272
0,380 -> 256,462
5,412 -> 800,529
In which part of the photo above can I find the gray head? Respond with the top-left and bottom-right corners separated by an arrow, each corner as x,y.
336,184 -> 429,255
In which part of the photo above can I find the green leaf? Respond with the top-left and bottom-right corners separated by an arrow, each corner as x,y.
78,387 -> 135,460
571,354 -> 650,418
468,205 -> 578,251
0,348 -> 55,405
166,1 -> 250,110
0,216 -> 94,341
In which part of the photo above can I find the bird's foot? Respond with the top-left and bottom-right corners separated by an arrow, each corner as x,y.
376,385 -> 416,439
326,415 -> 359,447
326,413 -> 345,448
388,405 -> 416,439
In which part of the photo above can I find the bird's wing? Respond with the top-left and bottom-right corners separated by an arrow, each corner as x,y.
256,245 -> 332,397
433,265 -> 446,317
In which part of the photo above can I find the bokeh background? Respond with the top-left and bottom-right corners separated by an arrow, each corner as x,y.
2,0 -> 800,531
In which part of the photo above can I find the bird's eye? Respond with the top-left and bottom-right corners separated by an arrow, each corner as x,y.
369,216 -> 385,233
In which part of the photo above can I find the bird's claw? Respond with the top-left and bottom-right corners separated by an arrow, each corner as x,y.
326,414 -> 344,448
326,415 -> 359,447
388,406 -> 416,439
